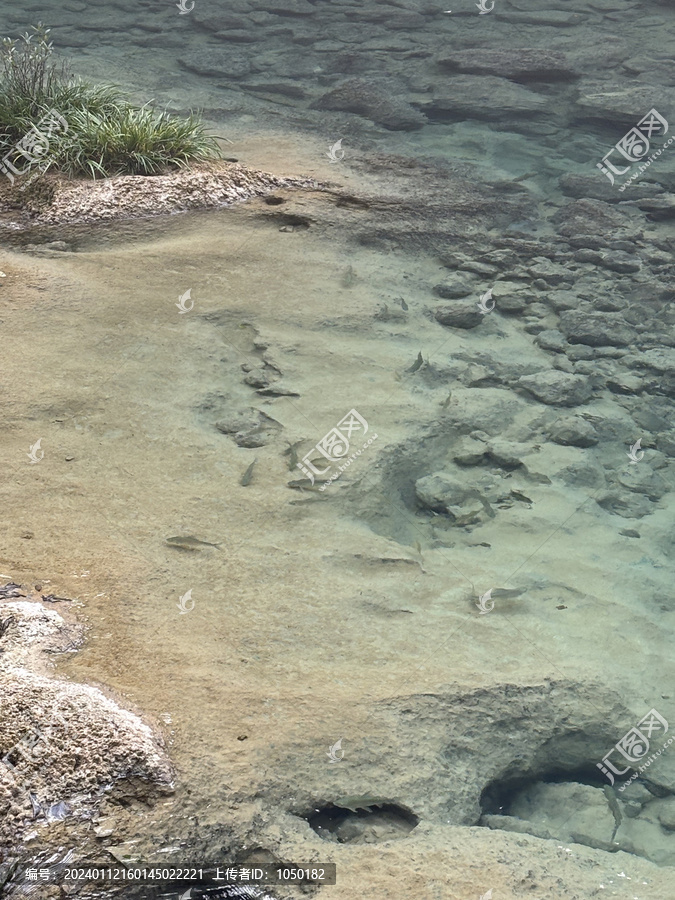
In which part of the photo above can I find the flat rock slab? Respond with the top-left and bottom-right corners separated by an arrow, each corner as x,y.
314,79 -> 426,131
425,76 -> 547,120
518,371 -> 593,406
436,49 -> 580,82
576,81 -> 675,123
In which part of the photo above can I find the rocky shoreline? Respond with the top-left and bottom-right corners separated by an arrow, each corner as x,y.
0,585 -> 174,895
0,161 -> 312,231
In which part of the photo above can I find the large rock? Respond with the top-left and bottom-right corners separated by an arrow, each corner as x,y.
424,76 -> 546,121
434,301 -> 484,330
576,82 -> 675,124
437,49 -> 579,83
314,80 -> 426,131
518,371 -> 593,406
552,199 -> 642,242
546,416 -> 599,447
559,173 -> 665,203
415,473 -> 493,525
559,309 -> 633,347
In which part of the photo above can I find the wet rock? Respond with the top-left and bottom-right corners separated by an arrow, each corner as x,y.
656,800 -> 675,831
415,473 -> 491,525
526,258 -> 571,285
314,79 -> 426,131
558,309 -> 633,347
536,330 -> 567,352
518,371 -> 593,407
616,466 -> 670,501
436,48 -> 579,82
424,76 -> 546,121
559,173 -> 664,202
546,416 -> 599,447
558,460 -> 606,489
434,302 -> 483,330
492,282 -> 529,314
432,279 -> 474,299
21,163 -> 296,226
606,373 -> 644,394
485,440 -> 529,469
596,491 -> 654,518
576,81 -> 675,123
0,603 -> 173,853
508,781 -> 612,844
572,249 -> 641,273
452,438 -> 488,467
552,199 -> 642,242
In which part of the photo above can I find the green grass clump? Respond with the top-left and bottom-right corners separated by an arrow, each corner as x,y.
0,23 -> 221,180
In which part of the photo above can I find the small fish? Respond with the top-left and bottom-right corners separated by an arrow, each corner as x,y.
510,490 -> 533,504
334,795 -> 390,814
287,479 -> 329,492
399,297 -> 408,311
165,536 -> 221,552
341,265 -> 357,288
406,351 -> 424,374
240,458 -> 257,486
603,785 -> 623,841
440,391 -> 452,409
283,439 -> 305,470
513,171 -> 537,183
491,587 -> 526,600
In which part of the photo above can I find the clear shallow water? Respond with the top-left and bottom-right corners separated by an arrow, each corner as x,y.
1,1 -> 675,898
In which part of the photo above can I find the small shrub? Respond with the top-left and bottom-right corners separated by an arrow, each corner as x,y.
0,23 -> 221,180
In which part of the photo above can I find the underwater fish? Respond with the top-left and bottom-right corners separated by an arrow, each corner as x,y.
603,785 -> 623,841
333,795 -> 391,813
406,351 -> 424,374
287,478 -> 329,492
240,458 -> 257,486
399,297 -> 409,311
165,536 -> 221,552
341,265 -> 358,288
283,439 -> 305,470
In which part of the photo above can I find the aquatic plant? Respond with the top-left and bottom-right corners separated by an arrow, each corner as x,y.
0,23 -> 221,179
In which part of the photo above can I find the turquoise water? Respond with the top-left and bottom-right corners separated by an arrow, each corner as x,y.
1,1 -> 675,898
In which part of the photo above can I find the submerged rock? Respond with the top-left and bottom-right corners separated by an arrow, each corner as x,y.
434,301 -> 484,330
436,48 -> 579,82
314,79 -> 426,131
518,371 -> 593,407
